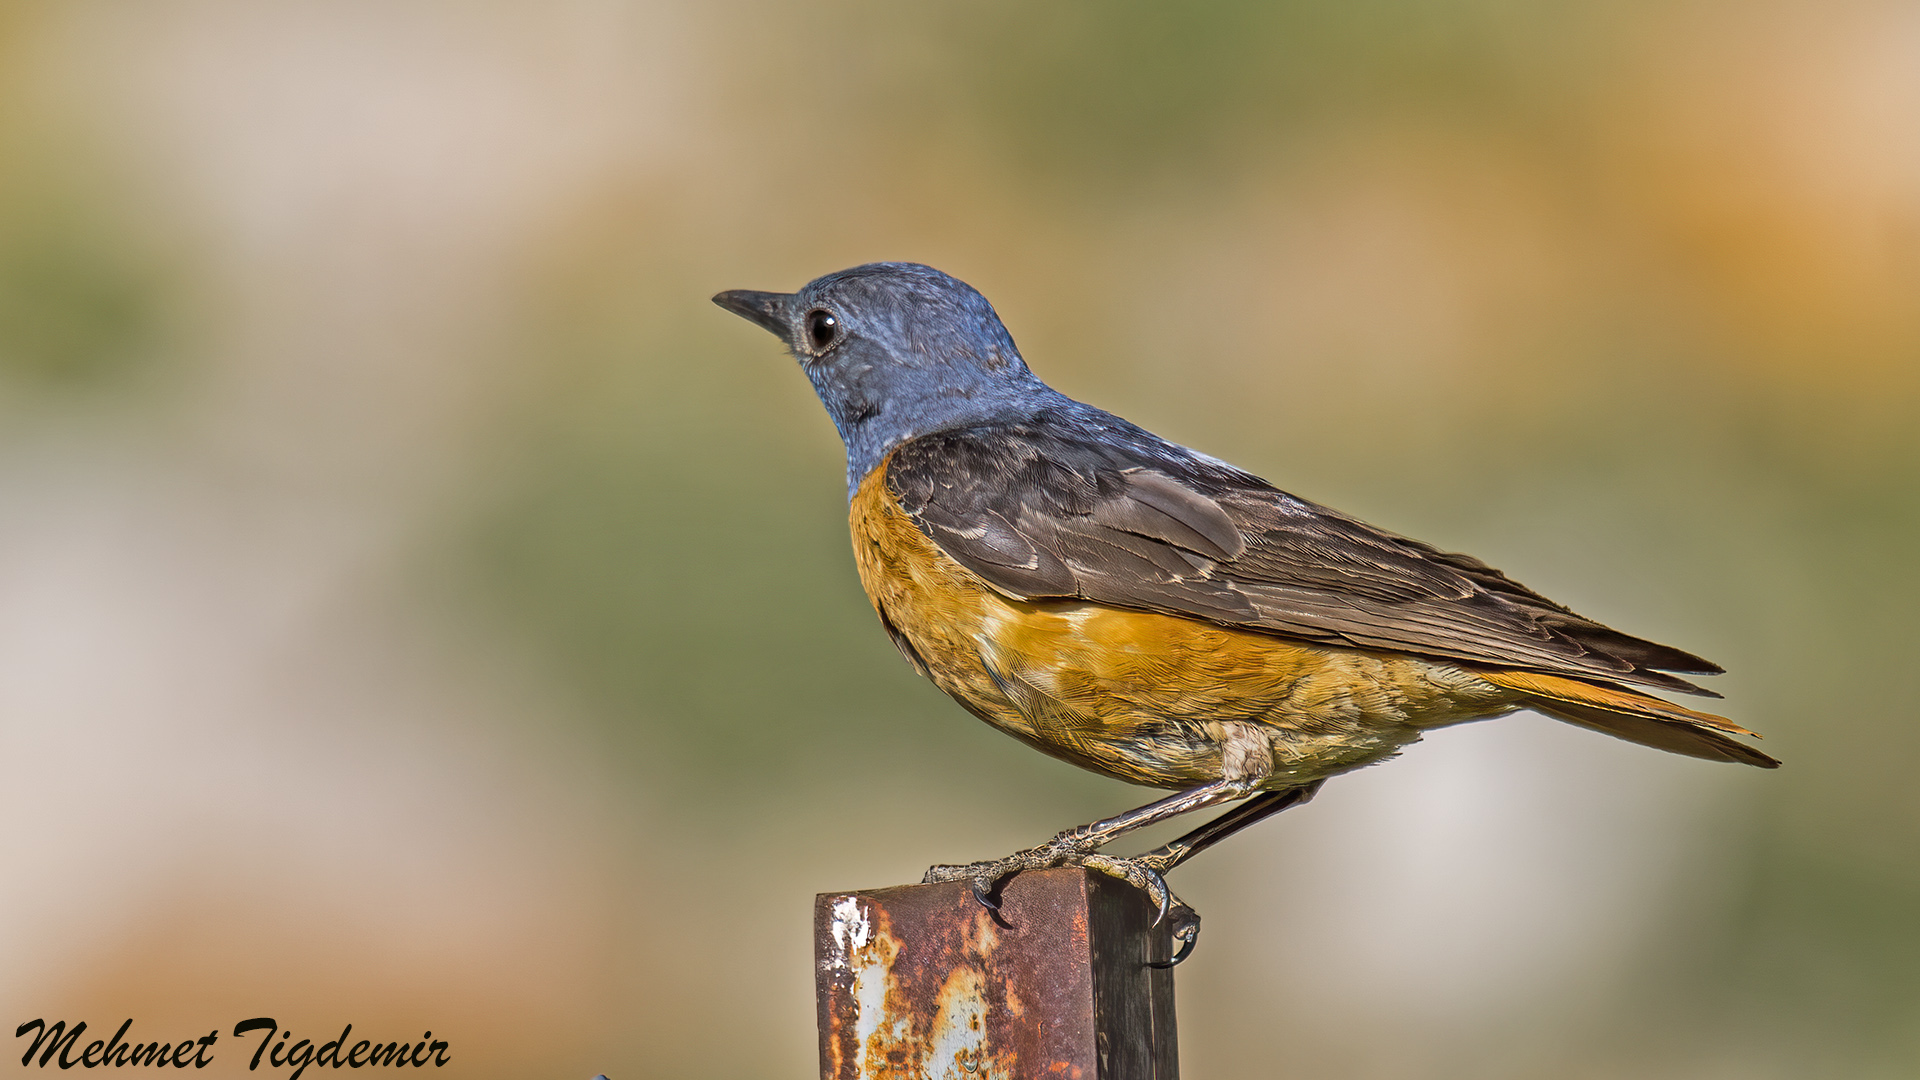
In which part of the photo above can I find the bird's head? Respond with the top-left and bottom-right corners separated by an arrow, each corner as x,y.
714,262 -> 1055,494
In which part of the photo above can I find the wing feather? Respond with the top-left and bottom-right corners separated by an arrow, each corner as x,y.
884,412 -> 1723,695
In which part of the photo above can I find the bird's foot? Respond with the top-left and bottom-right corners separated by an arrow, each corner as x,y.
1078,851 -> 1202,965
1149,902 -> 1201,968
923,842 -> 1201,962
922,837 -> 1085,922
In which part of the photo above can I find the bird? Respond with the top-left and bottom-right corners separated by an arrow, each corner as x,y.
713,262 -> 1776,962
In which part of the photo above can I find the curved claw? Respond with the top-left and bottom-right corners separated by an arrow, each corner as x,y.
1147,933 -> 1199,969
1083,853 -> 1173,925
930,849 -> 1191,939
970,875 -> 1014,927
925,861 -> 1019,926
1147,910 -> 1202,969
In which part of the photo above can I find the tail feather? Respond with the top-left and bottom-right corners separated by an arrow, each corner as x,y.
1477,669 -> 1780,769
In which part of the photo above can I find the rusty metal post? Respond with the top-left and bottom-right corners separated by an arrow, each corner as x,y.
815,867 -> 1179,1080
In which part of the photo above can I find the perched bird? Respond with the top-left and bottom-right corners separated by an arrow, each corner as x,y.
714,263 -> 1775,959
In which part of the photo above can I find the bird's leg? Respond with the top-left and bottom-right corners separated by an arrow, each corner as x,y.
1131,780 -> 1324,966
922,776 -> 1261,925
926,720 -> 1286,943
1137,779 -> 1325,875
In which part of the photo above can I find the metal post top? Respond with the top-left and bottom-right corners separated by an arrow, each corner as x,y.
815,869 -> 1179,1080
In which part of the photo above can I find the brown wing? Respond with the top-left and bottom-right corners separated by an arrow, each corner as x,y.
884,413 -> 1724,696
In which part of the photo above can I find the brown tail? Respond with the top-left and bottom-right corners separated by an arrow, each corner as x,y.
1478,669 -> 1780,769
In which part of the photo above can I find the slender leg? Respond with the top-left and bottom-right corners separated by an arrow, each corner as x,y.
923,776 -> 1265,923
1133,781 -> 1323,967
1047,776 -> 1271,851
1139,779 -> 1324,875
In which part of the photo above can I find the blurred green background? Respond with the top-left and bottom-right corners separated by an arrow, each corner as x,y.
1,1 -> 1915,1077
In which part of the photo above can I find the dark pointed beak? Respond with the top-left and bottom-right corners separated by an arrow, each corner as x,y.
712,289 -> 794,338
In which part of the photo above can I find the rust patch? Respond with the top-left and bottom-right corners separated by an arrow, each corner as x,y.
815,869 -> 1178,1079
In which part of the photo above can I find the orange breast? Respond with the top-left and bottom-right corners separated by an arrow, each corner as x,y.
847,458 -> 1514,789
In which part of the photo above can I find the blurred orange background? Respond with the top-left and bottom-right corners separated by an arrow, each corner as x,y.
2,1 -> 1916,1077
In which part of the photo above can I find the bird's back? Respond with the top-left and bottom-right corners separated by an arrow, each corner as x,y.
852,414 -> 1778,777
850,447 -> 1564,789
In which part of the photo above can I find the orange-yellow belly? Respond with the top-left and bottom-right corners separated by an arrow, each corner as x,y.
848,460 -> 1516,789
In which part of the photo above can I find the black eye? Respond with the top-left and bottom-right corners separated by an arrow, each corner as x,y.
805,309 -> 839,352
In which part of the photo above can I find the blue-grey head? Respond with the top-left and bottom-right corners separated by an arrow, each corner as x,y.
713,263 -> 1065,495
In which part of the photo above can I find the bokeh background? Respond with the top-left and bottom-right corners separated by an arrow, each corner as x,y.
2,1 -> 1916,1076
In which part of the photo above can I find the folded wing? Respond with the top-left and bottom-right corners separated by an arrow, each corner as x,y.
884,412 -> 1727,697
